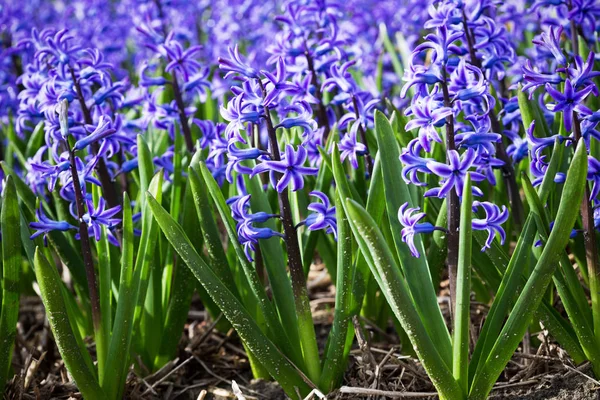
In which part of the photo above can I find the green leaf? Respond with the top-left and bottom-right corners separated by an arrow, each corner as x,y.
344,199 -> 462,399
470,140 -> 589,400
147,193 -> 312,396
517,87 -> 551,139
196,161 -> 298,363
188,166 -> 238,296
34,249 -> 104,400
93,185 -> 111,384
0,177 -> 21,394
25,122 -> 46,158
373,110 -> 451,365
154,183 -> 198,369
523,174 -> 600,372
105,172 -> 163,400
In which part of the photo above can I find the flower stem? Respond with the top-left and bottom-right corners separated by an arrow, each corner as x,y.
573,112 -> 600,343
351,94 -> 374,176
259,82 -> 321,384
59,101 -> 102,333
304,46 -> 331,140
69,66 -> 121,213
440,71 -> 459,319
170,70 -> 195,153
568,11 -> 600,345
461,11 -> 524,228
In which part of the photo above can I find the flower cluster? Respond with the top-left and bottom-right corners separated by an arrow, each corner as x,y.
217,1 -> 373,260
397,0 -> 512,257
18,29 -> 128,244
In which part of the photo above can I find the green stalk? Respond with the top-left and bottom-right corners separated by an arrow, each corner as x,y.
93,185 -> 111,384
453,175 -> 472,394
102,193 -> 134,399
260,84 -> 321,382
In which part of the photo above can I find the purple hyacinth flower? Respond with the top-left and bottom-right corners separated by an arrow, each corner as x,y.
425,149 -> 486,198
398,202 -> 439,258
569,53 -> 600,94
275,101 -> 318,136
73,116 -> 116,151
30,206 -> 76,243
505,129 -> 529,164
522,60 -> 563,95
230,194 -> 283,261
163,38 -> 203,82
525,121 -> 567,157
230,194 -> 278,227
322,60 -> 357,95
76,198 -> 122,243
532,26 -> 567,66
399,139 -> 434,186
587,156 -> 600,201
218,45 -> 259,79
261,58 -> 296,106
401,64 -> 443,98
300,191 -> 337,239
471,201 -> 509,251
405,91 -> 452,152
455,116 -> 501,156
251,145 -> 318,192
545,79 -> 595,132
225,143 -> 267,183
339,122 -> 368,170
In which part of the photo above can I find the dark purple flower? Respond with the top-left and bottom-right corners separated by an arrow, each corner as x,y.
162,36 -> 203,81
522,60 -> 563,95
75,198 -> 121,244
568,53 -> 600,93
275,101 -> 317,136
587,156 -> 600,201
225,143 -> 267,183
454,116 -> 501,156
73,116 -> 116,151
229,194 -> 283,261
532,26 -> 566,66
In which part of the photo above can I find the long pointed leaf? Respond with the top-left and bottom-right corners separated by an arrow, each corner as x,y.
147,193 -> 312,396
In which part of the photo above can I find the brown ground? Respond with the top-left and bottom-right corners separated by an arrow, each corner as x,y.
4,266 -> 598,400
